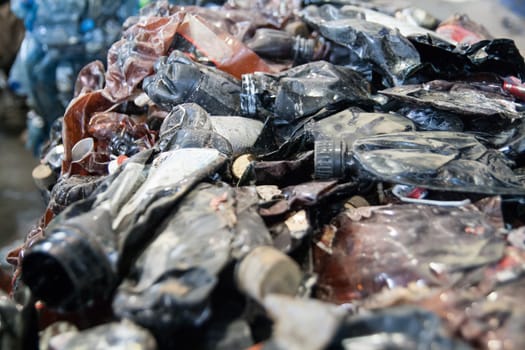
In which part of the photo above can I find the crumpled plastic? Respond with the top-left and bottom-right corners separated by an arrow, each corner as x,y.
348,131 -> 525,194
104,12 -> 183,102
305,108 -> 416,143
143,51 -> 241,115
48,319 -> 157,350
106,7 -> 274,102
240,60 -> 373,121
395,106 -> 465,132
314,197 -> 505,303
408,35 -> 525,82
8,1 -> 525,349
113,182 -> 272,345
74,60 -> 106,97
301,4 -> 421,87
22,148 -> 228,310
380,80 -> 525,121
361,246 -> 525,350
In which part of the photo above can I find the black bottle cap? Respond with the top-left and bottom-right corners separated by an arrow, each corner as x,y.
314,140 -> 346,179
22,212 -> 117,310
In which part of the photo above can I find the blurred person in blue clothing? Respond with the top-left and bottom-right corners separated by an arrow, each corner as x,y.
0,0 -> 26,133
8,0 -> 138,154
501,0 -> 525,16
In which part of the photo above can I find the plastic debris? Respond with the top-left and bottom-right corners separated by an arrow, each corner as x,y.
3,1 -> 525,349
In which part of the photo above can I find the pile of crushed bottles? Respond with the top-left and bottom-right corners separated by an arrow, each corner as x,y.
2,0 -> 525,349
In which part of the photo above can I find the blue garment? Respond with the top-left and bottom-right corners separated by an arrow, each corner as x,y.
501,0 -> 525,17
8,0 -> 138,154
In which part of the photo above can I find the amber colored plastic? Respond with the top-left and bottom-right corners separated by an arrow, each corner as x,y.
61,91 -> 114,175
74,60 -> 106,97
176,13 -> 274,79
104,10 -> 273,102
314,199 -> 505,304
88,112 -> 155,152
105,13 -> 184,102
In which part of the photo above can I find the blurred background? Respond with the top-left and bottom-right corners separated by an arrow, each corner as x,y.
0,0 -> 524,247
406,0 -> 525,51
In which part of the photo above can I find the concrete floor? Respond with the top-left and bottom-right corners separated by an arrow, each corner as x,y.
0,0 -> 523,248
0,131 -> 43,246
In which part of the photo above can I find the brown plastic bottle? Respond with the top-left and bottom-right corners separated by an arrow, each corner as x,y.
174,13 -> 275,79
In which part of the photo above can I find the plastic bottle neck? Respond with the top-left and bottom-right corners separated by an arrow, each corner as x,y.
21,208 -> 117,310
240,74 -> 258,117
314,139 -> 349,179
292,37 -> 315,63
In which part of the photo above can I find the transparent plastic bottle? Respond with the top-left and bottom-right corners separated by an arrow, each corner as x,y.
240,60 -> 372,121
143,51 -> 241,116
245,28 -> 321,64
22,148 -> 228,310
314,132 -> 525,195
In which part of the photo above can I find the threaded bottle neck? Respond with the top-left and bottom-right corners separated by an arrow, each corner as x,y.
292,37 -> 315,63
240,74 -> 257,117
314,139 -> 348,179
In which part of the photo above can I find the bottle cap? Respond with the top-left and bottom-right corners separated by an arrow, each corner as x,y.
32,163 -> 56,191
314,140 -> 346,179
235,246 -> 302,303
232,154 -> 255,180
344,195 -> 370,210
22,210 -> 117,310
80,18 -> 95,34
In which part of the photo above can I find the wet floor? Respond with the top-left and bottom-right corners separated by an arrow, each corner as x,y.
0,0 -> 523,250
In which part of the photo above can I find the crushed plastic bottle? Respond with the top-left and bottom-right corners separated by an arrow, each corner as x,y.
314,131 -> 525,194
113,182 -> 272,346
301,4 -> 422,87
22,148 -> 227,310
157,103 -> 263,155
105,7 -> 274,102
240,60 -> 373,121
143,51 -> 242,116
314,198 -> 505,303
